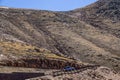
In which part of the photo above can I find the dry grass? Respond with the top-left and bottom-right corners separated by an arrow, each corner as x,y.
0,41 -> 73,61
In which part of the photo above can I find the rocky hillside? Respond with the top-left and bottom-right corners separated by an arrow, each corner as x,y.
67,0 -> 120,71
0,41 -> 86,69
0,0 -> 120,79
68,0 -> 120,38
30,66 -> 120,80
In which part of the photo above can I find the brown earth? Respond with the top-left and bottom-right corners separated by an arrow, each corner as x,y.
0,0 -> 120,80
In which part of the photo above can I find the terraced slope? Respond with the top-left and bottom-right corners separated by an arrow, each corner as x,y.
0,41 -> 84,69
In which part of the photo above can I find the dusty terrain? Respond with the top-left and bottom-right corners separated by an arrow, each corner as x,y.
0,0 -> 120,80
0,66 -> 120,80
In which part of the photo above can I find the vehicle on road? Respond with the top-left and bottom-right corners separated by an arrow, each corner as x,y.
63,66 -> 76,71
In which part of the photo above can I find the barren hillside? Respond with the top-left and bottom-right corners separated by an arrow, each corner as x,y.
0,0 -> 120,80
67,0 -> 120,71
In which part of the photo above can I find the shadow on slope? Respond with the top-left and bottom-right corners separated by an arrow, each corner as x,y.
0,72 -> 45,80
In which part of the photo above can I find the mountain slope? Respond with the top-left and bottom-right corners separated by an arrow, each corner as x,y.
0,2 -> 120,72
0,41 -> 84,69
0,0 -> 120,79
66,0 -> 120,71
67,0 -> 120,38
